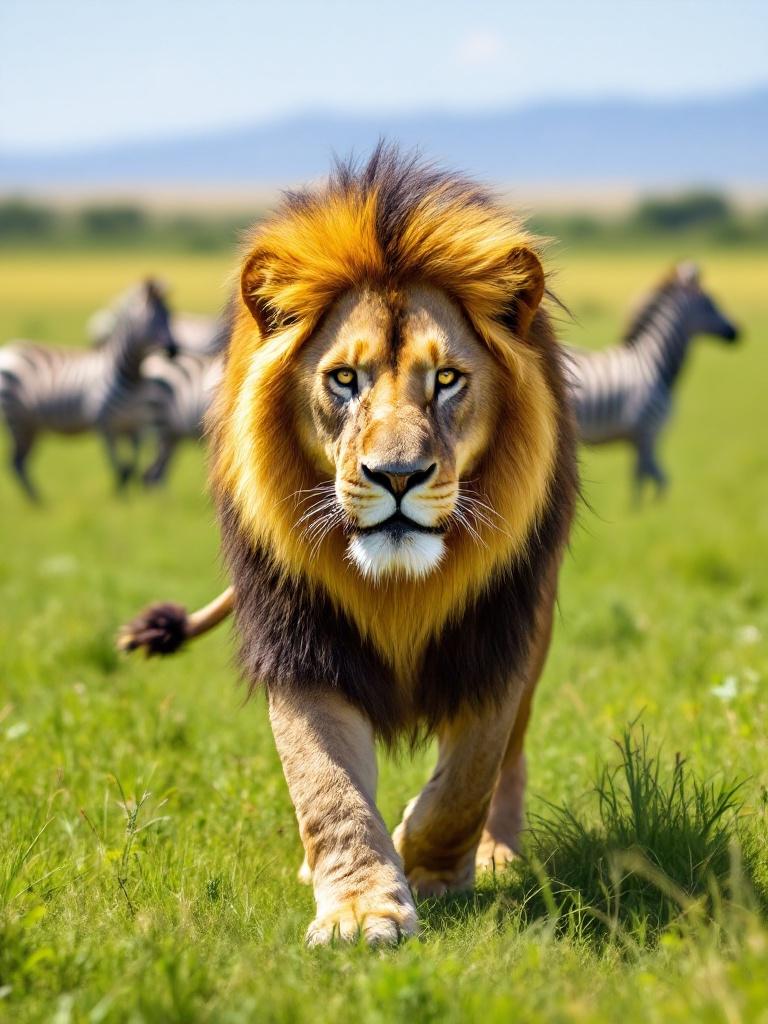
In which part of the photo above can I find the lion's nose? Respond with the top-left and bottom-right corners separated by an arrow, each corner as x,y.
362,461 -> 437,497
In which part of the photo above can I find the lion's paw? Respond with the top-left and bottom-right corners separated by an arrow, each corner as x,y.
475,837 -> 518,874
406,862 -> 475,899
306,900 -> 418,947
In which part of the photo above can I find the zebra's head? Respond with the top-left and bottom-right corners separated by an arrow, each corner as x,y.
138,279 -> 178,358
674,262 -> 740,344
91,279 -> 179,358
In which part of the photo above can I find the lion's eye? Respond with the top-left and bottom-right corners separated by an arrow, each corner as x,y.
330,368 -> 357,389
436,368 -> 460,388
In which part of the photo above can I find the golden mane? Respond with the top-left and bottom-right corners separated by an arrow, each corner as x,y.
210,146 -> 575,695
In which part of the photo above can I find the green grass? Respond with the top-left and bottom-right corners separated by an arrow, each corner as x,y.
1,244 -> 767,1023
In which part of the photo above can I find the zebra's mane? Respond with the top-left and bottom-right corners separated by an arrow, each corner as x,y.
89,284 -> 144,349
622,275 -> 681,347
90,280 -> 168,349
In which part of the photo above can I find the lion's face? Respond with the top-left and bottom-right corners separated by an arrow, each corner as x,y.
294,285 -> 499,580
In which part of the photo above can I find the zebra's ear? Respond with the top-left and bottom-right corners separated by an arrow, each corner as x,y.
676,261 -> 700,288
146,276 -> 167,296
506,247 -> 546,338
144,278 -> 169,305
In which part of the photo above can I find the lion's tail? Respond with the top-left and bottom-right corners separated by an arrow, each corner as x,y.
117,585 -> 235,657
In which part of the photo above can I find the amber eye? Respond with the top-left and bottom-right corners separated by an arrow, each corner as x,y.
436,368 -> 459,388
331,367 -> 357,388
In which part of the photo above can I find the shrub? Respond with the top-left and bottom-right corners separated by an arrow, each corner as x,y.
78,204 -> 148,239
0,198 -> 57,239
633,192 -> 732,233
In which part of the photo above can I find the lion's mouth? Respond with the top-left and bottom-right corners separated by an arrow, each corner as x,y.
354,511 -> 446,539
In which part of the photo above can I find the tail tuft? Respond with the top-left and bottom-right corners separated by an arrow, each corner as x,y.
117,602 -> 188,656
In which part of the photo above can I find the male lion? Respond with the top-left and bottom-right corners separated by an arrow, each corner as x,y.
120,146 -> 578,945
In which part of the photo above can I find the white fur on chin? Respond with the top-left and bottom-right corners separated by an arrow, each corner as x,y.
347,531 -> 445,580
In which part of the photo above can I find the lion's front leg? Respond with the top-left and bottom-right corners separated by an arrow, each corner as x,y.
475,687 -> 532,873
474,750 -> 526,873
268,690 -> 417,946
476,584 -> 556,874
392,699 -> 519,898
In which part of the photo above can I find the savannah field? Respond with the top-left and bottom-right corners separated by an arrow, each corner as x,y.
1,241 -> 767,1023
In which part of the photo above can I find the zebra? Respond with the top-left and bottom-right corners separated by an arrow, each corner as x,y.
139,349 -> 224,485
88,291 -> 230,485
0,279 -> 177,500
564,262 -> 739,498
88,306 -> 228,357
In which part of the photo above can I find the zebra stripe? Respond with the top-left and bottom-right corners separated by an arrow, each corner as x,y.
0,280 -> 176,500
140,350 -> 224,485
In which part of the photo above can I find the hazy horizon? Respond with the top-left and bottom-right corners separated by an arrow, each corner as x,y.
1,83 -> 767,158
2,0 -> 767,152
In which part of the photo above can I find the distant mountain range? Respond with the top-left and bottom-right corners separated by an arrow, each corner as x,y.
1,89 -> 766,189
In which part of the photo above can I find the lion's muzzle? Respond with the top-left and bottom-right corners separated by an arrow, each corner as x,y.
344,459 -> 451,580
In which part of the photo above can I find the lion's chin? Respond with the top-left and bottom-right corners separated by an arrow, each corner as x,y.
347,531 -> 445,581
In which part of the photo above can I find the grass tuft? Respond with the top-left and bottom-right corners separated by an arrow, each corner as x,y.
523,723 -> 745,942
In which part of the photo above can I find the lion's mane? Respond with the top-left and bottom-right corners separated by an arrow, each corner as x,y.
210,145 -> 578,743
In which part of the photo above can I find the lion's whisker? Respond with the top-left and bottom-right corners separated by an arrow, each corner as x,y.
456,495 -> 514,541
302,508 -> 340,540
458,499 -> 497,530
451,506 -> 487,549
308,509 -> 347,561
277,481 -> 337,510
458,486 -> 505,522
296,496 -> 339,528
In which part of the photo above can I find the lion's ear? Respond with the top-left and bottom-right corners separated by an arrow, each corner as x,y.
241,247 -> 280,336
507,247 -> 545,338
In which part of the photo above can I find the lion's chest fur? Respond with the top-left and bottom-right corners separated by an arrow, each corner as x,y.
219,493 -> 566,744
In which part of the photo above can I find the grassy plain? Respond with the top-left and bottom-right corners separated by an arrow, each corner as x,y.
1,242 -> 767,1022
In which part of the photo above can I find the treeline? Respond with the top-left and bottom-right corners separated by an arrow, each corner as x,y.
532,192 -> 768,246
1,191 -> 767,250
0,200 -> 263,251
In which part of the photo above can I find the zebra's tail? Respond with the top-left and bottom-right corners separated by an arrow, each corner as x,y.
117,585 -> 234,657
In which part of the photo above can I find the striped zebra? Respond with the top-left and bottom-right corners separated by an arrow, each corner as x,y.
0,279 -> 177,500
89,292 -> 229,485
140,350 -> 224,485
565,262 -> 739,497
89,306 -> 228,357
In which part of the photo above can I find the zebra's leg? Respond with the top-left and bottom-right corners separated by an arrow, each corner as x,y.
634,437 -> 667,503
142,434 -> 177,487
10,429 -> 41,502
633,440 -> 653,506
648,456 -> 669,497
102,430 -> 133,491
127,430 -> 142,481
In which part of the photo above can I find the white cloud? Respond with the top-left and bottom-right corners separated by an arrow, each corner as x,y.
458,29 -> 506,67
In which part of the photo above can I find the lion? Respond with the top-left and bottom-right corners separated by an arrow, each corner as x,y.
119,146 -> 578,946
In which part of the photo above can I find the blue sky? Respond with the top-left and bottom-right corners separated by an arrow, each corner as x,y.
1,0 -> 766,151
